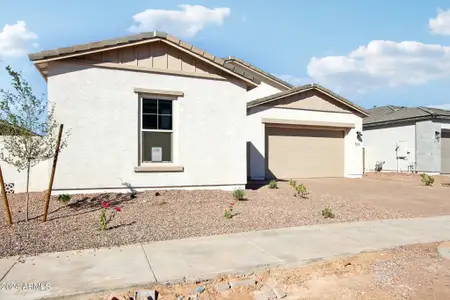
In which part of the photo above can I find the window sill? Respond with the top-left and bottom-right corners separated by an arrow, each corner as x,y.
134,164 -> 184,173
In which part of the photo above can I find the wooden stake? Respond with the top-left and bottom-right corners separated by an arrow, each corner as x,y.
0,164 -> 12,225
362,148 -> 366,175
42,124 -> 63,222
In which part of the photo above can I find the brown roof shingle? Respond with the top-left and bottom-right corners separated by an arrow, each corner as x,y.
224,56 -> 293,89
364,105 -> 450,127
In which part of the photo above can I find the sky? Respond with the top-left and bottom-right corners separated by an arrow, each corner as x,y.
1,0 -> 450,109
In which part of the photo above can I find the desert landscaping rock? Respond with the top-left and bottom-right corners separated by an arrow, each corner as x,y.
1,177 -> 441,258
214,282 -> 230,292
188,286 -> 204,295
229,278 -> 257,288
437,241 -> 450,260
272,286 -> 286,299
135,289 -> 156,300
252,290 -> 269,300
260,285 -> 276,298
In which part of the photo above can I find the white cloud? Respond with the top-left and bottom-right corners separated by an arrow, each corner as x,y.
274,74 -> 310,86
429,9 -> 450,35
0,21 -> 38,57
307,40 -> 450,92
128,5 -> 231,39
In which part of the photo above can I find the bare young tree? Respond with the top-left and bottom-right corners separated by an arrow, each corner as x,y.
0,65 -> 69,221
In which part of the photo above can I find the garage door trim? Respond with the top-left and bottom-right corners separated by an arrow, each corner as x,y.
262,117 -> 355,129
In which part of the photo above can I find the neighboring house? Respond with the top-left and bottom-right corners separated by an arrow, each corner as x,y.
0,121 -> 47,194
1,31 -> 368,194
363,105 -> 450,174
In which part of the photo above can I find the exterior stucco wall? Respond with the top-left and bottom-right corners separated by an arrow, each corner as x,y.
416,120 -> 441,173
0,137 -> 49,193
47,62 -> 248,192
363,123 -> 416,172
247,107 -> 363,180
440,121 -> 450,130
246,82 -> 283,102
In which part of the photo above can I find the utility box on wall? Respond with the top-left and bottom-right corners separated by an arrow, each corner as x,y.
396,141 -> 408,159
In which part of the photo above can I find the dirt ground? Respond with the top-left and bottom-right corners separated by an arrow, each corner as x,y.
346,172 -> 450,216
1,173 -> 449,258
73,242 -> 450,300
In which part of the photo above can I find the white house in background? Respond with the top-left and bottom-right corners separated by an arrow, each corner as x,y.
363,105 -> 450,174
1,31 -> 368,194
0,122 -> 48,193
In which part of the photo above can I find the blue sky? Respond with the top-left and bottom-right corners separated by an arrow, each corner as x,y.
1,0 -> 450,109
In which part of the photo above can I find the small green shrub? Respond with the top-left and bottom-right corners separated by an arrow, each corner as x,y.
232,189 -> 245,200
420,173 -> 435,186
295,184 -> 308,198
322,207 -> 335,219
224,202 -> 235,219
268,180 -> 278,189
224,209 -> 233,219
289,179 -> 297,188
57,194 -> 71,205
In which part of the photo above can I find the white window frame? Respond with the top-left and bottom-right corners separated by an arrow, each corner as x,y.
139,96 -> 174,164
134,88 -> 183,171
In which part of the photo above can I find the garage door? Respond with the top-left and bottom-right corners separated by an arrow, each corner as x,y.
265,126 -> 345,179
441,131 -> 450,174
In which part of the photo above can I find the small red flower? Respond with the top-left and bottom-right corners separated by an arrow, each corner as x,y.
230,202 -> 235,206
101,201 -> 110,209
115,207 -> 121,212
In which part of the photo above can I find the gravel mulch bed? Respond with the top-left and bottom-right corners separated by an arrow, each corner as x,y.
0,182 -> 412,258
365,171 -> 450,186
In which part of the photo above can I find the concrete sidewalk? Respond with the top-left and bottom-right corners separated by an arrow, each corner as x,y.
2,216 -> 450,300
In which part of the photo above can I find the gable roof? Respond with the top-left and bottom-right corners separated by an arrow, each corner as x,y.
224,56 -> 293,89
28,31 -> 260,88
0,120 -> 13,135
0,120 -> 38,136
364,105 -> 450,127
247,83 -> 369,116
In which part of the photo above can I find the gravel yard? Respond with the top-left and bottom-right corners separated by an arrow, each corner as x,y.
0,180 -> 414,258
364,171 -> 450,186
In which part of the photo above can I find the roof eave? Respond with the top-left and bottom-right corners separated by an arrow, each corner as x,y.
364,112 -> 450,128
247,83 -> 369,117
224,57 -> 293,89
28,33 -> 260,88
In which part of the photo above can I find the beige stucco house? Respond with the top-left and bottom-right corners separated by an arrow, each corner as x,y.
0,31 -> 368,194
245,84 -> 368,180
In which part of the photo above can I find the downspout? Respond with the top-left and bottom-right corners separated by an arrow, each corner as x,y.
395,145 -> 399,173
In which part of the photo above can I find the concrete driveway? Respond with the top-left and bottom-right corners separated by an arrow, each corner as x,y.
301,176 -> 450,217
